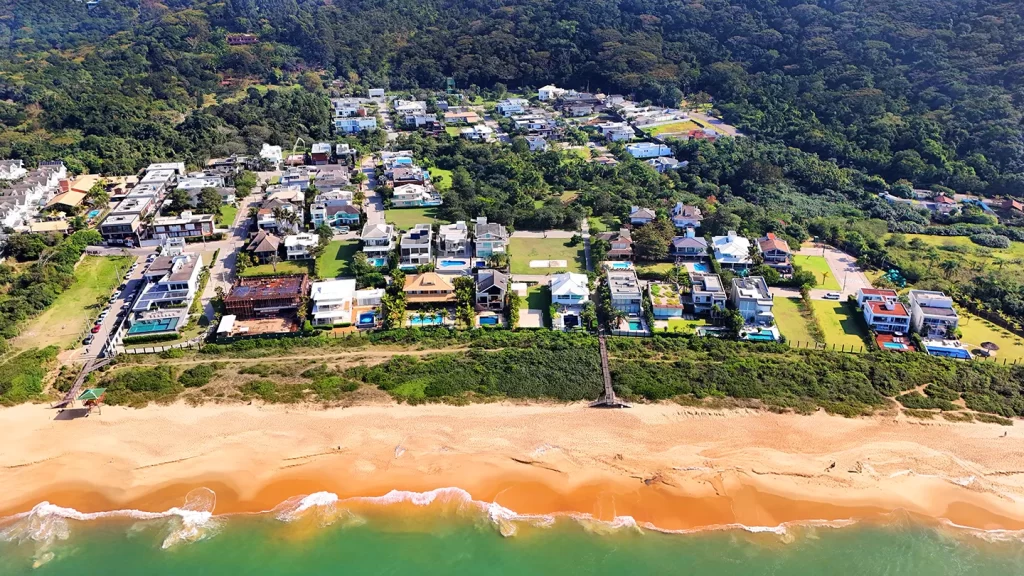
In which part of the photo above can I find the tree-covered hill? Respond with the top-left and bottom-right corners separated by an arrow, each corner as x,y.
0,0 -> 1021,196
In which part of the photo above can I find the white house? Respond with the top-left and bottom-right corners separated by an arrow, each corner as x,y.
551,272 -> 590,331
671,203 -> 703,229
713,231 -> 753,270
598,122 -> 634,142
730,276 -> 774,325
909,290 -> 960,337
626,142 -> 672,159
436,221 -> 470,258
368,88 -> 386,99
689,272 -> 727,316
856,288 -> 900,307
392,184 -> 434,208
538,85 -> 566,101
495,98 -> 529,117
0,160 -> 27,181
524,135 -> 548,152
133,253 -> 204,314
399,224 -> 433,267
629,206 -> 656,225
259,144 -> 283,167
393,99 -> 427,115
607,269 -> 642,314
361,222 -> 395,260
474,217 -> 509,258
460,125 -> 494,141
864,298 -> 912,334
335,116 -> 377,133
284,233 -> 319,260
310,278 -> 356,326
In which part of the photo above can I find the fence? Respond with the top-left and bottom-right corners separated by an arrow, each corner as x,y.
786,340 -> 865,354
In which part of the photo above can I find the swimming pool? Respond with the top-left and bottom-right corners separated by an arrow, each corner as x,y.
691,263 -> 711,273
440,259 -> 468,267
479,316 -> 499,326
368,257 -> 387,267
627,321 -> 643,331
924,345 -> 972,360
745,329 -> 777,341
127,317 -> 179,335
610,262 -> 633,270
883,342 -> 908,351
409,314 -> 444,327
357,312 -> 377,326
87,209 -> 101,219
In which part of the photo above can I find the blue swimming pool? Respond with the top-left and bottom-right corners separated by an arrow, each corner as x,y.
611,262 -> 633,270
440,259 -> 468,267
883,342 -> 908,350
127,317 -> 179,335
627,321 -> 643,331
368,257 -> 387,267
479,316 -> 499,326
357,312 -> 377,326
86,209 -> 101,219
410,314 -> 444,327
691,263 -> 711,273
745,329 -> 776,342
925,345 -> 972,360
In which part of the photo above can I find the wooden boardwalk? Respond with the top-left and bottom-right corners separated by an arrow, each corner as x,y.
52,358 -> 110,409
590,334 -> 630,408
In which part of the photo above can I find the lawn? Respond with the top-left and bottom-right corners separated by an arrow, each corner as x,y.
13,256 -> 135,351
428,167 -> 453,191
773,297 -> 818,345
958,312 -> 1024,363
559,191 -> 579,204
895,234 -> 1024,258
385,207 -> 446,231
587,217 -> 609,233
647,120 -> 702,136
665,317 -> 706,334
240,260 -> 312,277
566,147 -> 591,160
509,237 -> 586,274
792,255 -> 841,290
317,240 -> 360,278
636,262 -> 674,275
219,204 -> 238,228
811,300 -> 869,351
445,126 -> 463,137
520,285 -> 551,310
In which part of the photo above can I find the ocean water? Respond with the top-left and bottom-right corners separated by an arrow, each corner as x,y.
2,488 -> 1024,575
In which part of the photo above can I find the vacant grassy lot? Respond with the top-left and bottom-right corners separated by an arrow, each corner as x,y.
665,317 -> 706,334
240,260 -> 312,277
428,167 -> 453,191
520,285 -> 551,310
636,262 -> 674,275
773,297 -> 818,345
509,237 -> 586,274
792,255 -> 841,290
958,312 -> 1024,362
444,126 -> 462,137
895,233 -> 1024,259
14,256 -> 134,351
219,204 -> 238,228
385,207 -> 446,231
811,300 -> 869,351
647,120 -> 702,136
317,240 -> 360,278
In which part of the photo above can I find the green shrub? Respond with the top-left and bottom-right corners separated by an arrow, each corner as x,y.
975,413 -> 1013,426
178,364 -> 218,388
242,379 -> 278,402
100,366 -> 179,405
0,347 -> 59,404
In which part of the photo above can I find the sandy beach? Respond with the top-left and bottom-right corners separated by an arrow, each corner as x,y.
2,401 -> 1024,533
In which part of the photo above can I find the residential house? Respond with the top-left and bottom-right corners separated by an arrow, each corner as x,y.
460,125 -> 494,141
399,224 -> 433,267
597,228 -> 633,260
353,287 -> 384,328
246,230 -> 281,264
629,206 -> 656,225
309,143 -> 332,165
730,276 -> 774,325
444,111 -> 482,125
712,231 -> 753,271
223,275 -> 309,319
436,221 -> 470,258
0,159 -> 27,181
132,253 -> 203,315
392,184 -> 440,208
284,233 -> 319,260
391,166 -> 425,187
393,99 -> 427,116
856,288 -> 900,307
335,116 -> 377,133
607,269 -> 643,314
368,88 -> 385,99
647,157 -> 686,173
312,203 -> 361,230
150,212 -> 215,240
671,203 -> 703,229
649,283 -> 684,319
757,233 -> 792,275
512,114 -> 557,135
495,98 -> 528,117
525,135 -> 548,152
312,166 -> 350,192
537,85 -> 566,101
626,142 -> 672,159
260,144 -> 283,168
550,272 -> 590,331
99,214 -> 143,246
598,122 -> 633,142
863,297 -> 912,334
361,222 -> 396,260
473,217 -> 508,258
565,103 -> 595,117
331,97 -> 367,118
475,269 -> 508,311
256,198 -> 302,234
310,278 -> 356,326
669,230 -> 707,260
403,272 -> 456,304
226,33 -> 258,45
688,272 -> 727,316
909,290 -> 960,337
280,167 -> 314,190
335,143 -> 357,163
205,155 -> 251,175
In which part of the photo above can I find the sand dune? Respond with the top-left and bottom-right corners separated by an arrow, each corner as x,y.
2,401 -> 1023,532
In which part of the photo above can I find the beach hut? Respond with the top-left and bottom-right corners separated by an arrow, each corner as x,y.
77,388 -> 107,416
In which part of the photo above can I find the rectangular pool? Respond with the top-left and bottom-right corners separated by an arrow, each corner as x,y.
691,263 -> 711,273
368,257 -> 387,267
479,316 -> 499,326
627,321 -> 643,331
883,342 -> 908,351
611,262 -> 633,270
127,317 -> 179,335
925,345 -> 972,360
409,314 -> 444,327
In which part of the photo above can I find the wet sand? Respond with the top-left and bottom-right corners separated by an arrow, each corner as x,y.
2,401 -> 1024,532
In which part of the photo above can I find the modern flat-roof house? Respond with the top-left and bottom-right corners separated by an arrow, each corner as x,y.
629,206 -> 656,225
864,298 -> 912,334
551,272 -> 590,331
671,203 -> 702,229
403,272 -> 456,304
309,142 -> 332,165
246,229 -> 281,264
310,278 -> 356,326
392,184 -> 434,208
99,213 -> 143,246
597,228 -> 633,260
607,269 -> 642,314
223,275 -> 310,319
688,272 -> 727,316
730,276 -> 774,325
150,212 -> 216,240
524,135 -> 548,152
495,98 -> 529,117
127,253 -> 204,337
670,229 -> 707,260
648,283 -> 684,319
335,116 -> 377,133
361,222 -> 395,260
713,231 -> 753,271
856,288 -> 900,307
475,269 -> 508,311
460,125 -> 494,141
473,217 -> 508,258
537,85 -> 566,101
598,122 -> 634,142
757,233 -> 792,275
626,142 -> 672,159
399,224 -> 433,267
909,290 -> 959,337
437,221 -> 470,258
284,233 -> 319,260
260,143 -> 283,167
444,111 -> 482,125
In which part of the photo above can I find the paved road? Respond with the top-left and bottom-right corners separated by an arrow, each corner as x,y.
78,259 -> 147,361
689,111 -> 743,137
796,244 -> 871,299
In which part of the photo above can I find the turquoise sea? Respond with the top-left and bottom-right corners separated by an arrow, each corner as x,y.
2,488 -> 1023,575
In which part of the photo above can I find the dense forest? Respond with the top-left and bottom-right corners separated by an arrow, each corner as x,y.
1,0 -> 1021,196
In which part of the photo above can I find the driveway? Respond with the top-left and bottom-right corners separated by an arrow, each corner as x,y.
78,260 -> 148,361
361,154 -> 384,225
793,244 -> 872,300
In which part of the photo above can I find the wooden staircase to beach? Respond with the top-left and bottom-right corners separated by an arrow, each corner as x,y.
53,358 -> 110,410
590,334 -> 630,408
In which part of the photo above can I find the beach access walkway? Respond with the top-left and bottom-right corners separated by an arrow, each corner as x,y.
590,334 -> 630,408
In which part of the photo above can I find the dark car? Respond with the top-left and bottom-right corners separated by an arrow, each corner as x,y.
83,335 -> 94,345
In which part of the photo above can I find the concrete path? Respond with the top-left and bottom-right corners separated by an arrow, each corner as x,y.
796,244 -> 871,298
361,154 -> 384,225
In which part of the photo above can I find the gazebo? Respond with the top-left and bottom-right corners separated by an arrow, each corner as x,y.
980,342 -> 1000,358
76,388 -> 107,416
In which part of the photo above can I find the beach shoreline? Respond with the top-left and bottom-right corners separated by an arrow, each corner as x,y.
2,401 -> 1024,535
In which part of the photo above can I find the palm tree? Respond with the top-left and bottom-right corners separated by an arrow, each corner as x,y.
939,259 -> 960,279
351,171 -> 368,192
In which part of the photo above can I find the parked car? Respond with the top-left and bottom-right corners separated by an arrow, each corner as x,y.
90,325 -> 102,333
83,335 -> 94,345
824,292 -> 842,300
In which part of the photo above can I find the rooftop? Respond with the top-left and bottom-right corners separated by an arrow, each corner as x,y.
225,275 -> 309,303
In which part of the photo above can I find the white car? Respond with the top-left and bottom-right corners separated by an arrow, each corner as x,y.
824,292 -> 842,300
